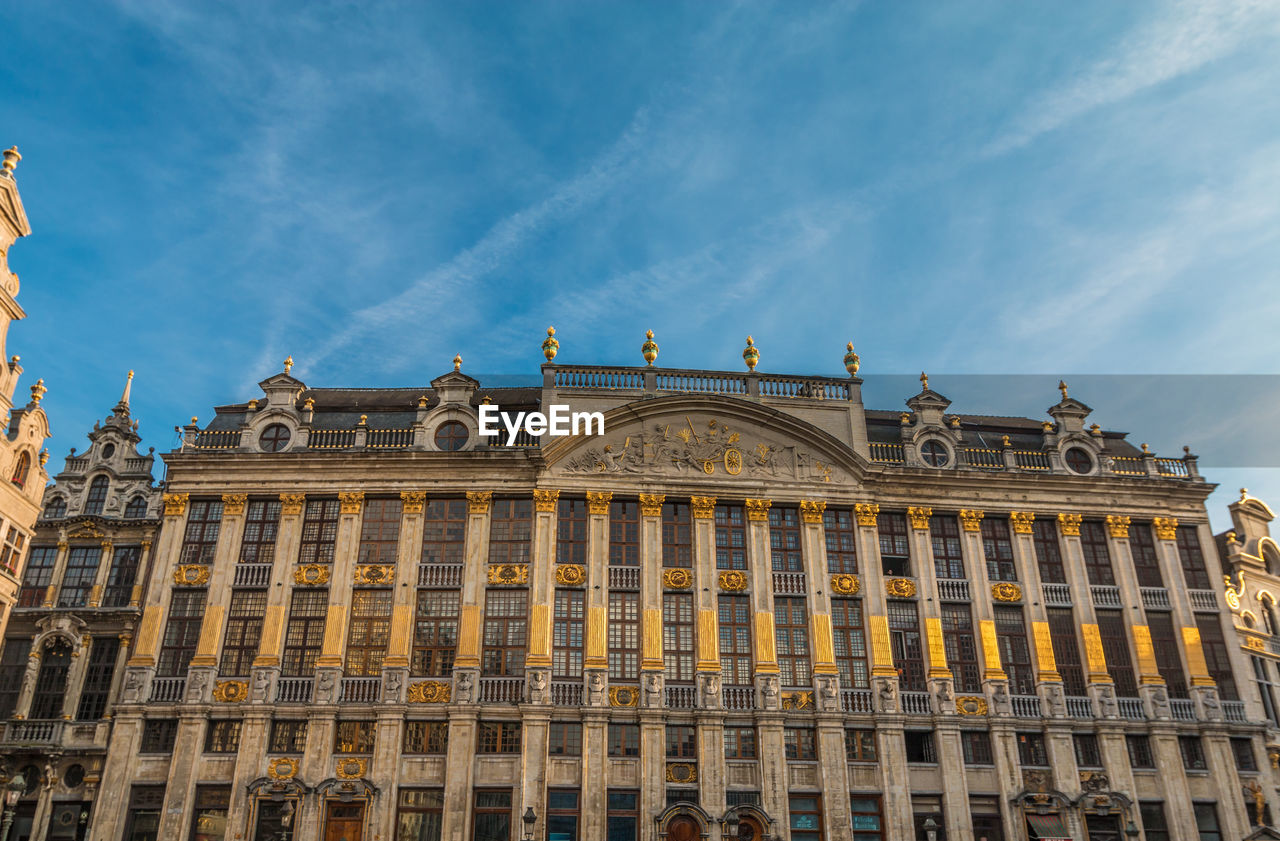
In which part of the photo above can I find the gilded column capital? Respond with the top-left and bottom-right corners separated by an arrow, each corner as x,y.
533,489 -> 561,513
400,491 -> 426,513
907,506 -> 932,530
279,493 -> 306,515
1009,512 -> 1035,534
140,540 -> 153,551
691,496 -> 716,519
799,500 -> 826,524
466,491 -> 492,514
99,540 -> 113,552
745,498 -> 772,521
1153,517 -> 1178,541
854,503 -> 878,527
338,491 -> 365,514
162,493 -> 189,517
220,493 -> 248,515
1106,515 -> 1131,539
639,493 -> 665,517
1057,513 -> 1082,537
959,509 -> 984,532
586,491 -> 613,515
56,541 -> 69,551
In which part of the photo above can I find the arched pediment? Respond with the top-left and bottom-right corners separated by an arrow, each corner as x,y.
542,395 -> 862,487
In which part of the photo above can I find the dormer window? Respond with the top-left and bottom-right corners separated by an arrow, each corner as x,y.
43,496 -> 66,519
125,496 -> 149,519
260,424 -> 292,453
85,475 -> 110,516
10,451 -> 29,489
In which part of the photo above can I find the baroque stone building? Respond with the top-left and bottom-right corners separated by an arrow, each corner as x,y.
0,377 -> 162,840
82,343 -> 1268,841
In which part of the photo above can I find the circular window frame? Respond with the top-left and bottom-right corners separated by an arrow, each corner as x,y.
101,443 -> 116,460
1063,446 -> 1095,475
259,423 -> 293,453
434,420 -> 470,451
918,438 -> 952,469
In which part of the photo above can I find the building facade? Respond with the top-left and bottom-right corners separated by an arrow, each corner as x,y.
0,378 -> 162,840
76,346 -> 1270,841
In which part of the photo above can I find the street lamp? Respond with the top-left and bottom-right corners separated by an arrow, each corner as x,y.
277,799 -> 295,841
522,807 -> 537,841
922,816 -> 938,841
1124,820 -> 1140,838
1,772 -> 27,841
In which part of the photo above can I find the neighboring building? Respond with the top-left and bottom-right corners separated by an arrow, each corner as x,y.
88,344 -> 1265,841
0,377 -> 161,839
0,145 -> 52,641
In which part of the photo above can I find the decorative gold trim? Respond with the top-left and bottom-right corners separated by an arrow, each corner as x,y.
1057,513 -> 1082,537
488,564 -> 529,585
586,491 -> 613,515
534,489 -> 561,513
663,568 -> 693,589
335,758 -> 367,780
294,564 -> 331,586
267,757 -> 299,780
799,500 -> 826,524
221,493 -> 248,515
466,491 -> 492,515
1153,517 -> 1178,541
407,681 -> 451,703
691,496 -> 717,519
907,506 -> 932,530
718,570 -> 748,592
212,680 -> 248,703
639,493 -> 665,517
854,503 -> 879,527
830,574 -> 860,596
339,491 -> 364,514
354,565 -> 395,586
609,686 -> 638,707
173,565 -> 210,586
279,493 -> 306,515
1246,637 -> 1267,652
745,498 -> 772,521
991,582 -> 1023,602
885,578 -> 917,599
1106,515 -> 1131,539
666,762 -> 697,784
960,509 -> 984,532
1010,512 -> 1035,534
162,493 -> 189,517
400,491 -> 426,513
956,696 -> 988,715
555,564 -> 587,586
781,690 -> 814,710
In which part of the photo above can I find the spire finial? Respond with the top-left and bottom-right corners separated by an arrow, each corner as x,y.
542,326 -> 559,362
1058,380 -> 1068,400
920,372 -> 928,391
1,147 -> 20,174
120,370 -> 134,408
641,330 -> 659,366
843,342 -> 860,376
1242,488 -> 1250,501
453,354 -> 462,372
742,336 -> 759,372
283,356 -> 294,375
29,378 -> 46,404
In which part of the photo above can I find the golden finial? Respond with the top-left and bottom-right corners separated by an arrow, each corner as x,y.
641,330 -> 659,366
303,397 -> 315,411
453,354 -> 462,372
1241,488 -> 1249,501
482,395 -> 492,405
1,147 -> 20,173
8,356 -> 18,365
899,412 -> 911,425
417,395 -> 428,409
38,449 -> 48,467
120,369 -> 134,408
920,372 -> 928,391
358,415 -> 367,426
1041,421 -> 1053,433
1057,380 -> 1068,400
1141,443 -> 1150,453
542,326 -> 559,363
843,342 -> 860,376
247,399 -> 258,410
190,416 -> 198,425
1227,530 -> 1238,544
1001,435 -> 1011,448
29,379 -> 46,404
742,336 -> 759,372
949,417 -> 960,429
283,356 -> 293,375
1089,423 -> 1101,436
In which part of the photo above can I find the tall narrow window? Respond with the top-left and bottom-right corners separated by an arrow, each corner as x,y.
994,606 -> 1034,695
482,590 -> 527,676
157,589 -> 207,676
888,600 -> 924,691
10,451 -> 29,489
0,639 -> 32,718
30,640 -> 71,718
831,598 -> 868,689
1129,523 -> 1164,588
346,589 -> 393,675
18,545 -> 56,607
220,590 -> 267,676
1080,521 -> 1115,585
823,508 -> 857,574
776,597 -> 811,688
1254,657 -> 1280,726
281,589 -> 328,676
76,636 -> 120,720
473,790 -> 514,841
124,496 -> 148,518
608,591 -> 640,682
489,498 -> 532,564
1195,614 -> 1237,700
715,504 -> 747,569
790,796 -> 824,841
422,498 -> 468,564
1031,520 -> 1066,584
190,786 -> 231,841
1096,610 -> 1137,697
877,511 -> 911,576
981,519 -> 1017,582
609,500 -> 640,566
1192,803 -> 1221,841
557,498 -> 588,565
1147,612 -> 1187,697
1047,608 -> 1086,696
1140,803 -> 1170,841
298,498 -> 340,564
718,595 -> 752,685
269,720 -> 308,753
43,496 -> 66,520
553,589 -> 584,679
180,499 -> 223,563
1176,526 -> 1211,590
769,506 -> 802,572
784,728 -> 817,760
663,502 -> 692,568
547,790 -> 581,841
358,498 -> 402,564
931,515 -> 965,579
666,724 -> 697,758
57,546 -> 100,607
413,590 -> 459,677
941,604 -> 980,692
608,792 -> 640,841
663,592 -> 694,684
103,545 -> 141,607
239,499 -> 282,564
84,475 -> 110,516
0,526 -> 25,576
122,786 -> 166,841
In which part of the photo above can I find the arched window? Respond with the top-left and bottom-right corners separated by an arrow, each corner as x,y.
124,496 -> 148,519
43,497 -> 66,519
10,451 -> 29,489
84,476 -> 110,516
30,640 -> 71,719
1264,596 -> 1279,638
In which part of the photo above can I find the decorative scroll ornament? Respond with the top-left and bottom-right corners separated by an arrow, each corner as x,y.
639,493 -> 665,517
1009,512 -> 1035,534
991,582 -> 1023,603
609,686 -> 639,707
745,498 -> 772,521
335,758 -> 367,780
163,493 -> 189,516
781,690 -> 814,710
854,503 -> 879,527
488,564 -> 529,585
1153,517 -> 1178,541
1225,572 -> 1243,611
279,493 -> 306,515
959,509 -> 984,532
663,569 -> 693,589
907,506 -> 932,530
68,523 -> 105,539
407,681 -> 451,703
1105,515 -> 1130,539
533,489 -> 561,513
555,564 -> 586,586
690,496 -> 717,519
830,574 -> 861,596
799,500 -> 826,524
212,680 -> 248,703
339,492 -> 364,514
1057,513 -> 1082,537
174,565 -> 210,586
718,570 -> 748,592
268,757 -> 299,780
466,491 -> 492,515
586,491 -> 613,515
666,762 -> 697,783
956,696 -> 988,715
354,565 -> 395,586
885,578 -> 917,599
294,564 -> 331,586
400,491 -> 426,513
221,493 -> 248,515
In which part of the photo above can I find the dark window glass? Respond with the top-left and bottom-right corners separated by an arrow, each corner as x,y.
557,498 -> 588,566
57,547 -> 99,607
790,795 -> 823,841
76,636 -> 120,720
904,731 -> 936,763
281,588 -> 328,676
663,593 -> 694,684
776,597 -> 811,688
846,728 -> 876,762
43,496 -> 67,519
981,519 -> 1017,582
553,589 -> 584,679
404,721 -> 449,754
962,731 -> 993,765
931,515 -> 964,579
1016,732 -> 1047,766
1080,521 -> 1114,585
1140,802 -> 1170,841
123,785 -> 166,841
204,720 -> 241,753
482,589 -> 527,677
662,503 -> 692,568
832,598 -> 868,689
124,496 -> 149,518
180,499 -> 222,564
666,725 -> 697,758
1231,737 -> 1257,771
1176,526 -> 1211,590
30,641 -> 71,719
608,724 -> 639,757
346,589 -> 393,676
1196,613 -> 1238,700
489,498 -> 532,564
888,600 -> 925,691
609,500 -> 640,566
239,499 -> 282,563
103,545 -> 142,607
877,512 -> 911,576
1074,734 -> 1102,767
1129,523 -> 1164,588
1253,656 -> 1280,726
140,719 -> 179,753
1096,610 -> 1137,697
334,720 -> 376,753
1047,608 -> 1086,696
422,498 -> 468,564
191,785 -> 231,841
0,639 -> 32,718
724,727 -> 757,759
850,796 -> 884,840
269,720 -> 308,753
607,790 -> 639,841
259,423 -> 291,452
769,506 -> 802,572
1193,803 -> 1220,841
157,589 -> 207,677
1179,735 -> 1206,771
477,722 -> 521,753
608,591 -> 639,682
19,545 -> 56,607
718,595 -> 752,685
435,421 -> 468,451
220,589 -> 267,677
715,504 -> 747,570
298,498 -> 339,564
84,475 -> 110,516
941,604 -> 980,692
1127,735 -> 1154,768
1031,519 -> 1066,584
1064,447 -> 1093,474
414,590 -> 459,677
398,788 -> 444,841
547,790 -> 581,841
1147,612 -> 1187,698
823,508 -> 858,574
548,722 -> 582,756
358,498 -> 402,565
994,606 -> 1035,695
785,728 -> 817,761
474,790 -> 513,841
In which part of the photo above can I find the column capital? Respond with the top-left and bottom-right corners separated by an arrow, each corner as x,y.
400,491 -> 426,513
1153,517 -> 1178,541
907,506 -> 931,530
466,490 -> 492,514
533,489 -> 560,513
854,503 -> 879,527
745,499 -> 772,521
221,493 -> 248,515
586,491 -> 612,515
339,491 -> 364,515
639,493 -> 665,517
1106,515 -> 1130,538
799,500 -> 825,524
162,492 -> 189,517
691,497 -> 716,519
1057,513 -> 1082,536
279,493 -> 306,515
1010,512 -> 1035,534
959,509 -> 984,532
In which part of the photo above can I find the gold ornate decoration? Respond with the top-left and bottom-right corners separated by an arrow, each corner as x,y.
336,758 -> 367,780
854,503 -> 879,526
1010,512 -> 1035,534
294,564 -> 331,586
173,565 -> 210,586
1246,637 -> 1266,651
907,506 -> 932,530
283,355 -> 294,375
407,681 -> 451,703
400,491 -> 426,513
844,342 -> 860,376
280,493 -> 306,515
718,570 -> 748,592
1153,517 -> 1178,541
956,696 -> 988,716
303,397 -> 315,411
221,493 -> 248,515
666,763 -> 697,784
162,493 -> 189,516
1057,513 -> 1082,537
742,336 -> 760,372
339,492 -> 364,514
466,491 -> 492,515
691,496 -> 717,519
267,757 -> 299,781
212,680 -> 248,702
799,500 -> 826,524
642,330 -> 659,366
534,489 -> 561,513
900,412 -> 911,425
68,523 -> 105,539
1268,745 -> 1280,770
609,686 -> 638,707
639,493 -> 665,517
488,564 -> 530,585
586,491 -> 613,515
663,569 -> 693,589
555,564 -> 587,586
1,146 -> 21,173
991,582 -> 1023,602
885,578 -> 917,599
354,565 -> 395,586
745,498 -> 772,521
781,690 -> 814,710
452,354 -> 462,372
959,509 -> 984,532
29,378 -> 47,404
542,326 -> 559,362
1105,515 -> 1130,538
1058,380 -> 1068,400
830,574 -> 861,596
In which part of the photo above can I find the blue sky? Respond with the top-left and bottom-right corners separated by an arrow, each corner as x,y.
2,1 -> 1278,528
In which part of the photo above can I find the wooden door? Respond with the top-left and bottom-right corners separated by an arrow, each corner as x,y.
324,803 -> 365,841
666,816 -> 700,841
737,816 -> 764,841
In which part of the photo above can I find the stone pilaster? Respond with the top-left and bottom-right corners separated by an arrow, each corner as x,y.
815,714 -> 851,841
452,492 -> 492,688
933,720 -> 971,841
188,493 -> 248,670
315,492 -> 365,671
87,712 -> 143,841
874,716 -> 913,839
225,710 -> 270,840
527,490 -> 559,702
756,711 -> 788,831
129,493 -> 192,668
639,494 -> 664,703
692,497 -> 720,677
584,492 -> 610,701
520,708 -> 552,841
746,500 -> 779,706
696,710 -> 727,826
1148,724 -> 1197,840
641,709 -> 667,837
580,710 -> 608,841
86,539 -> 114,608
156,710 -> 208,838
1009,513 -> 1065,715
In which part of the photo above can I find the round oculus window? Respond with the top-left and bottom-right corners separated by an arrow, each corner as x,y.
919,439 -> 950,467
434,421 -> 469,451
259,424 -> 292,452
1064,446 -> 1094,475
63,764 -> 85,789
101,444 -> 116,460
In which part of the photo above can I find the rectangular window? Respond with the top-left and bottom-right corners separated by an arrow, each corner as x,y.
157,589 -> 207,676
610,500 -> 640,566
607,791 -> 640,841
269,720 -> 308,753
298,498 -> 340,564
1231,737 -> 1257,771
282,588 -> 328,676
482,589 -> 527,677
1047,608 -> 1086,696
789,795 -> 823,841
1176,526 -> 1211,590
1255,656 -> 1280,726
1140,802 -> 1170,841
358,497 -> 403,564
553,589 -> 584,679
477,722 -> 521,753
141,719 -> 179,753
204,719 -> 241,753
846,728 -> 876,762
1080,521 -> 1115,585
397,789 -> 444,841
1031,519 -> 1067,584
220,589 -> 267,677
1017,732 -> 1048,766
0,639 -> 32,718
1179,735 -> 1207,770
904,730 -> 936,763
191,785 -> 230,841
769,506 -> 802,572
662,502 -> 692,568
1096,609 -> 1137,697
727,792 -> 761,808
1126,734 -> 1154,768
557,498 -> 588,565
1196,614 -> 1238,700
941,603 -> 980,692
931,515 -> 964,579
123,786 -> 166,841
608,591 -> 640,682
404,721 -> 449,754
776,596 -> 811,688
962,731 -> 993,765
912,799 -> 945,841
18,545 -> 56,607
334,720 -> 376,754
981,518 -> 1017,582
1129,523 -> 1164,588
715,504 -> 747,570
850,796 -> 884,841
413,590 -> 459,677
608,723 -> 640,757
239,498 -> 282,563
823,508 -> 858,574
0,526 -> 25,577
474,790 -> 513,841
489,498 -> 532,564
724,727 -> 757,759
549,722 -> 582,756
832,598 -> 868,689
422,498 -> 467,564
1074,734 -> 1102,768
889,600 -> 925,691
57,546 -> 100,607
1193,803 -> 1221,841
1147,612 -> 1187,697
663,593 -> 694,684
76,636 -> 119,720
971,806 -> 1003,841
666,725 -> 697,758
547,790 -> 581,841
180,499 -> 223,564
994,606 -> 1035,695
100,545 -> 141,607
718,595 -> 752,685
346,589 -> 393,676
878,511 -> 911,576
